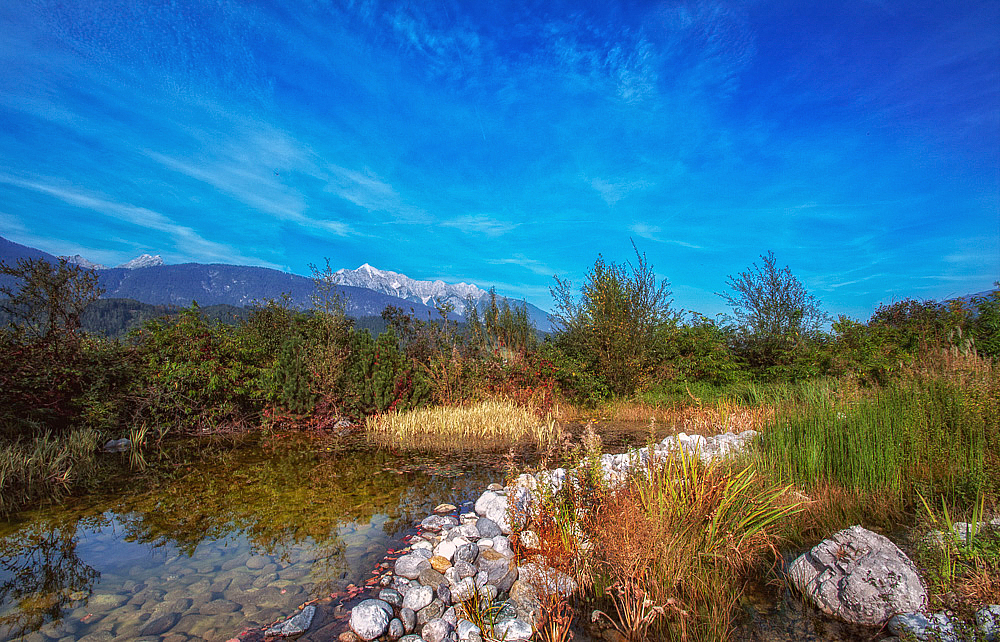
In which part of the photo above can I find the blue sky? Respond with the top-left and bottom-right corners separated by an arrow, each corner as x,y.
0,0 -> 997,320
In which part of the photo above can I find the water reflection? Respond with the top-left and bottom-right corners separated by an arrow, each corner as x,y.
0,433 -> 505,641
0,519 -> 100,639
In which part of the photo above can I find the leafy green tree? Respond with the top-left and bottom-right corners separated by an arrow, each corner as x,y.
719,251 -> 827,376
0,258 -> 124,435
551,243 -> 674,396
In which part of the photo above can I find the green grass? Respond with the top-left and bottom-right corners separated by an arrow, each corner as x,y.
0,429 -> 99,515
638,377 -> 852,409
753,368 -> 998,506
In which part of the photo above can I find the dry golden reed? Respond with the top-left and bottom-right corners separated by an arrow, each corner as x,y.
365,400 -> 558,451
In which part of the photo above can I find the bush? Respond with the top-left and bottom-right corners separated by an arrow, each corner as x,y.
970,286 -> 1000,360
132,304 -> 270,432
538,342 -> 610,406
551,244 -> 674,396
342,328 -> 430,415
272,332 -> 317,414
653,314 -> 742,386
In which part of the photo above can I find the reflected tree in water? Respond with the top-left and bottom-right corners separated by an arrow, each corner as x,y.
0,518 -> 101,640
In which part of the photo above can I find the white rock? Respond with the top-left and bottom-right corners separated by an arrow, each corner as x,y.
350,600 -> 393,641
788,525 -> 927,626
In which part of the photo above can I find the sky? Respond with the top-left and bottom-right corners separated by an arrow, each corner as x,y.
0,0 -> 997,321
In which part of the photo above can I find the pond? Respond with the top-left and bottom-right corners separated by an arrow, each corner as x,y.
0,433 -> 513,641
1,426 -> 890,642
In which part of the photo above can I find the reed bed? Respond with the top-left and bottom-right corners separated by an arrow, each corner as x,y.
0,428 -> 98,515
754,355 -> 999,506
529,442 -> 801,641
365,400 -> 558,451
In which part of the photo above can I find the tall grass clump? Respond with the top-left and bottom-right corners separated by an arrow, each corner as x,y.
584,449 -> 801,641
365,400 -> 558,451
755,352 -> 999,506
0,429 -> 98,515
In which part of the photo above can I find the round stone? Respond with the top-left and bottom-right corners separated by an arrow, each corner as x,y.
395,553 -> 431,580
454,543 -> 479,565
400,606 -> 416,633
245,554 -> 270,570
434,503 -> 457,514
379,588 -> 403,608
386,618 -> 405,640
430,556 -> 452,573
495,618 -> 533,641
417,600 -> 446,626
476,518 -> 502,539
421,618 -> 454,642
350,599 -> 393,641
418,568 -> 448,589
139,613 -> 179,637
402,585 -> 434,612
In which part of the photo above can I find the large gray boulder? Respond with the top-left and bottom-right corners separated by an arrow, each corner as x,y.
787,525 -> 927,626
350,599 -> 394,641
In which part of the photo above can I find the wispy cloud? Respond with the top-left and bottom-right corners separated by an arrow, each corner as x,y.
489,254 -> 554,277
588,177 -> 655,205
441,215 -> 519,237
629,223 -> 701,249
0,174 -> 278,267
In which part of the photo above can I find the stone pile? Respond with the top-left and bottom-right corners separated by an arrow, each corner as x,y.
348,504 -> 545,642
348,429 -> 760,641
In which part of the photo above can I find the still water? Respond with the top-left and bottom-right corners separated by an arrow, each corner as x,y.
0,433 -> 510,641
1,428 -> 888,642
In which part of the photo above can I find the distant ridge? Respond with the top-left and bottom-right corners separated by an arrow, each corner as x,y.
0,236 -> 552,328
335,263 -> 551,330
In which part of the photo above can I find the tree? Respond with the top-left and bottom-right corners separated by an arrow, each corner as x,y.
719,251 -> 827,373
551,242 -> 674,396
0,258 -> 102,343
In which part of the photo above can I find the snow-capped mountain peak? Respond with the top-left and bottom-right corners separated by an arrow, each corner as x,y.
60,254 -> 107,270
335,264 -> 487,314
117,254 -> 164,269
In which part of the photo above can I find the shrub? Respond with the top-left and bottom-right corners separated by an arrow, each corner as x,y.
653,314 -> 742,386
551,243 -> 674,396
719,251 -> 828,378
969,286 -> 1000,360
132,304 -> 270,432
272,332 -> 317,414
342,328 -> 430,415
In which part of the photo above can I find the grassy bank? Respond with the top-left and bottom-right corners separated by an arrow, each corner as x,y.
0,429 -> 99,515
754,354 -> 998,507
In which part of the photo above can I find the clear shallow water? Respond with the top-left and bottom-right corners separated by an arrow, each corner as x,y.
1,427 -> 898,642
0,433 -> 510,641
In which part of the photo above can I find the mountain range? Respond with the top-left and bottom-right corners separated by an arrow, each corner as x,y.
0,236 -> 552,330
